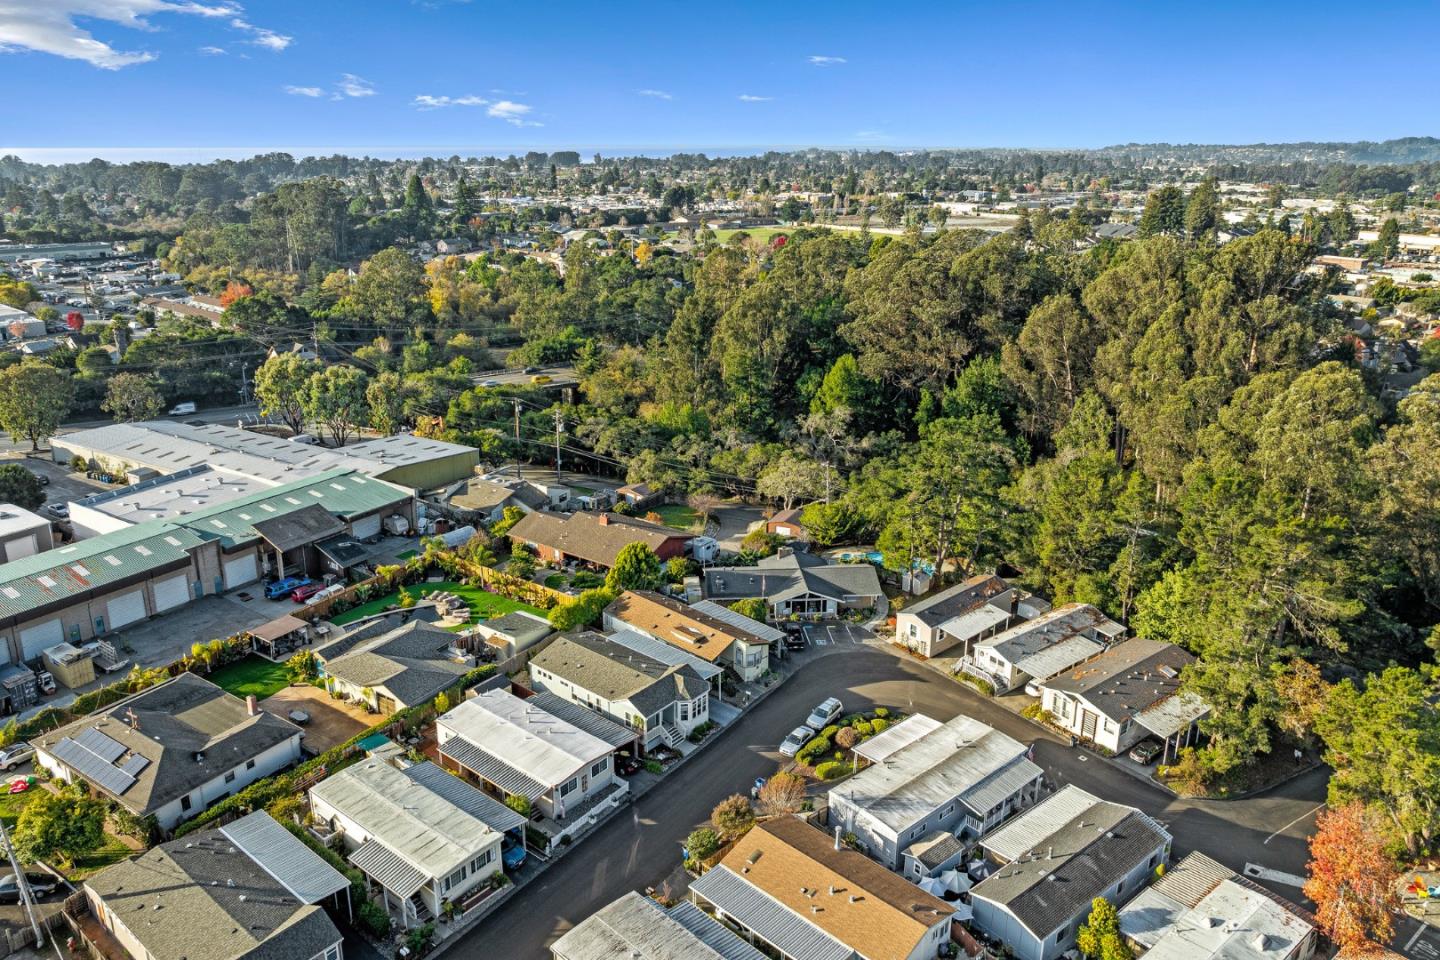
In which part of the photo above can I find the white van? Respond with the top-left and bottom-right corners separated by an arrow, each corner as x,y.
289,433 -> 319,445
167,401 -> 196,416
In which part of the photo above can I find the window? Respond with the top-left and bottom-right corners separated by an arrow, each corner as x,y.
471,850 -> 491,873
224,770 -> 236,784
320,943 -> 342,960
558,777 -> 578,797
246,759 -> 255,771
446,866 -> 466,891
590,758 -> 607,778
679,702 -> 689,722
180,795 -> 192,812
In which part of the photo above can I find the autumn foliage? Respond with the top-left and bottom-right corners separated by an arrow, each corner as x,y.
219,281 -> 254,308
1303,802 -> 1398,956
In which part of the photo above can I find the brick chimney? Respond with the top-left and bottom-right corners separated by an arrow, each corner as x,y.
597,513 -> 610,526
246,695 -> 259,717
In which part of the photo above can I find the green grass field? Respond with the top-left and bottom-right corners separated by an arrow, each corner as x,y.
330,581 -> 545,632
651,503 -> 703,532
208,656 -> 292,700
0,786 -> 36,828
711,226 -> 794,245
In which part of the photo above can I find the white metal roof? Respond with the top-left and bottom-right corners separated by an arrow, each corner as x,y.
437,689 -> 613,788
853,714 -> 943,764
937,603 -> 1011,640
980,785 -> 1104,863
605,627 -> 724,681
1009,634 -> 1104,682
1134,879 -> 1314,960
219,810 -> 348,905
976,603 -> 1124,667
309,757 -> 499,881
1137,691 -> 1210,738
689,600 -> 785,643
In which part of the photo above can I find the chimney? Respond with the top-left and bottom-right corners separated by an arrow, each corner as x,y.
246,695 -> 259,717
597,513 -> 609,526
834,825 -> 842,851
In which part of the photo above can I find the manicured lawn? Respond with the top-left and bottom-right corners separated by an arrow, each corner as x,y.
711,226 -> 796,245
330,581 -> 544,632
208,656 -> 292,700
71,833 -> 136,879
0,785 -> 37,828
652,503 -> 702,532
397,549 -> 418,561
569,485 -> 596,496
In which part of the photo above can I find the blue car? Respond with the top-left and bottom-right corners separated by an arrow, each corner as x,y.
264,577 -> 305,600
501,840 -> 527,871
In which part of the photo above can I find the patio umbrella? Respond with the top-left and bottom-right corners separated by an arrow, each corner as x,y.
950,901 -> 974,922
940,869 -> 972,894
918,877 -> 947,897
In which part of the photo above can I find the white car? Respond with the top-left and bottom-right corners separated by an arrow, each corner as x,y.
0,742 -> 34,771
804,697 -> 843,731
778,726 -> 812,758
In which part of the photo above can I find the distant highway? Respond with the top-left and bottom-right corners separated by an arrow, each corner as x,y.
471,365 -> 578,389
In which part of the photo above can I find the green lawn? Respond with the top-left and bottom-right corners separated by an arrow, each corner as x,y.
569,485 -> 596,496
330,581 -> 545,632
208,656 -> 292,700
0,786 -> 36,828
71,833 -> 136,879
397,549 -> 418,561
711,226 -> 795,245
652,503 -> 702,532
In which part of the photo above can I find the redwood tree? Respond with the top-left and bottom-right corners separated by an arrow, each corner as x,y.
1303,802 -> 1398,956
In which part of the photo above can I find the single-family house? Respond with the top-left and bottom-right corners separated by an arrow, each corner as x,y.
82,811 -> 348,960
553,891 -> 768,960
35,673 -> 303,830
969,786 -> 1172,960
1119,852 -> 1317,960
966,603 -> 1125,693
604,590 -> 771,683
832,713 -> 1045,873
315,619 -> 472,714
766,507 -> 808,540
895,575 -> 1014,658
1039,637 -> 1209,758
702,549 -> 883,620
508,510 -> 691,569
309,757 -> 522,928
444,476 -> 551,523
689,816 -> 955,960
615,483 -> 661,509
529,631 -> 709,750
436,688 -> 627,823
471,609 -> 553,660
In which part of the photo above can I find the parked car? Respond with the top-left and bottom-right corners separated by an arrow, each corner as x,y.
479,379 -> 499,388
1024,679 -> 1042,698
501,839 -> 527,871
804,697 -> 843,731
1128,739 -> 1163,765
290,581 -> 325,603
778,726 -> 812,758
0,742 -> 33,771
0,872 -> 61,902
783,627 -> 807,652
25,469 -> 48,487
264,576 -> 305,600
43,502 -> 68,520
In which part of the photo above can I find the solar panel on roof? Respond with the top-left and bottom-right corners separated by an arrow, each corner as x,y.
50,738 -> 136,796
75,728 -> 127,762
118,754 -> 150,777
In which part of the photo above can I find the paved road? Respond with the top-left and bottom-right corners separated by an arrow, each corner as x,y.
452,645 -> 1327,960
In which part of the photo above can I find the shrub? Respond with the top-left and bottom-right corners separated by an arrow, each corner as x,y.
406,923 -> 436,954
873,707 -> 889,718
710,795 -> 755,839
504,794 -> 532,817
820,724 -> 840,741
359,900 -> 391,937
814,761 -> 854,780
398,590 -> 417,609
685,827 -> 721,860
795,735 -> 830,763
869,717 -> 890,734
835,727 -> 860,749
645,759 -> 664,775
852,720 -> 874,737
955,672 -> 995,696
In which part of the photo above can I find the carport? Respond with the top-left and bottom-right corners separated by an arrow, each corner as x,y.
1135,692 -> 1210,764
252,504 -> 345,581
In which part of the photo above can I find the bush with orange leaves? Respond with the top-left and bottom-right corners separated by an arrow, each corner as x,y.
1303,802 -> 1398,957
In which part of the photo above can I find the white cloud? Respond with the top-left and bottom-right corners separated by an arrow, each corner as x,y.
198,44 -> 226,54
337,72 -> 375,97
284,85 -> 323,97
413,94 -> 489,109
488,100 -> 540,126
0,0 -> 249,68
807,55 -> 846,66
738,94 -> 773,102
637,88 -> 672,100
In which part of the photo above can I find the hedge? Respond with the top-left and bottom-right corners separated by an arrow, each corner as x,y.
795,735 -> 831,763
814,761 -> 854,780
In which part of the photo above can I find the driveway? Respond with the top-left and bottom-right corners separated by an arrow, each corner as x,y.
449,646 -> 1327,960
709,503 -> 764,549
261,686 -> 372,753
800,622 -> 872,647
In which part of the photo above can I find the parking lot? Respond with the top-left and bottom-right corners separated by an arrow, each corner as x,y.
800,622 -> 874,647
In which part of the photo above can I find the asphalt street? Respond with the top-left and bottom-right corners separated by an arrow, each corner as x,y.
453,644 -> 1329,960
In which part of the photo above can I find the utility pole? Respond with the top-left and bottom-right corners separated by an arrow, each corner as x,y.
553,409 -> 565,481
0,816 -> 42,950
239,363 -> 250,407
511,399 -> 522,481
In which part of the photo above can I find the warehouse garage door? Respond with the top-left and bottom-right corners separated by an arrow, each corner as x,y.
223,553 -> 258,589
351,513 -> 382,540
107,590 -> 147,630
19,619 -> 64,660
153,574 -> 190,613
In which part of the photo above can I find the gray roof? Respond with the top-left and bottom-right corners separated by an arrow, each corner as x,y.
606,627 -> 725,681
975,603 -> 1121,674
85,824 -> 342,960
478,610 -> 553,646
704,551 -> 882,604
250,503 -> 344,552
36,673 -> 300,818
690,866 -> 852,960
690,600 -> 785,642
904,574 -> 1011,627
531,632 -> 707,716
318,619 -> 469,707
1043,636 -> 1196,725
905,830 -> 966,871
552,891 -> 768,960
219,811 -> 349,905
972,788 -> 1171,939
528,691 -> 638,748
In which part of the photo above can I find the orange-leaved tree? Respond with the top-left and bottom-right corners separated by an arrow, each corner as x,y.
1303,802 -> 1398,956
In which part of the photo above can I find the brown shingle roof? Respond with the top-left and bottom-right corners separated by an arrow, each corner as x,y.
508,511 -> 686,567
715,817 -> 952,960
606,590 -> 762,663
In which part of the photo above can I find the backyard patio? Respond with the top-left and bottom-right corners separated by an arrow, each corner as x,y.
329,581 -> 546,632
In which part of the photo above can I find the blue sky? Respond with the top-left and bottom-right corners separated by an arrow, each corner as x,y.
0,0 -> 1430,162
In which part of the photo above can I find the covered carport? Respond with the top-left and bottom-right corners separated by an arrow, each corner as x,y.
1136,692 -> 1210,765
252,504 -> 345,581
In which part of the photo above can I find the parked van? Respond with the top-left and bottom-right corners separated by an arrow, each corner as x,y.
289,433 -> 319,445
167,401 -> 196,416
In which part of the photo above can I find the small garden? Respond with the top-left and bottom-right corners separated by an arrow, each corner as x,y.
330,581 -> 545,630
791,708 -> 898,781
208,655 -> 292,700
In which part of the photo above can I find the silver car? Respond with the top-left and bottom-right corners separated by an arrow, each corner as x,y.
0,742 -> 34,771
778,726 -> 812,758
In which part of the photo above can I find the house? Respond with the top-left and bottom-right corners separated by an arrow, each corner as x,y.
965,603 -> 1125,694
508,510 -> 691,568
437,237 -> 474,254
1039,637 -> 1208,758
895,575 -> 1014,658
83,811 -> 348,960
702,549 -> 884,620
689,816 -> 955,960
1096,222 -> 1138,240
615,483 -> 661,509
436,688 -> 628,823
832,713 -> 1045,873
969,786 -> 1172,960
766,507 -> 808,540
0,503 -> 53,562
554,891 -> 768,960
529,631 -> 710,750
444,476 -> 550,523
267,341 -> 318,362
471,609 -> 553,659
315,619 -> 472,714
1118,852 -> 1317,960
35,673 -> 303,830
309,757 -> 522,929
604,590 -> 771,683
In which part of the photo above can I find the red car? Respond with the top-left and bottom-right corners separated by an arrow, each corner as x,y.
290,581 -> 324,602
